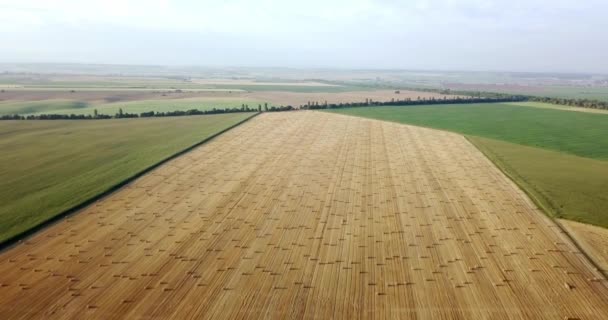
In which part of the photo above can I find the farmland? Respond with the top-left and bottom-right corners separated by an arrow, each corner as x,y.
447,84 -> 608,102
507,101 -> 608,114
0,90 -> 452,115
327,104 -> 608,227
411,71 -> 608,102
0,112 -> 606,319
0,98 -> 261,116
468,136 -> 608,228
0,89 -> 453,116
0,113 -> 254,244
0,72 -> 456,116
326,103 -> 608,160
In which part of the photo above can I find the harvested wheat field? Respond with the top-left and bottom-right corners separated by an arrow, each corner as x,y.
0,112 -> 607,319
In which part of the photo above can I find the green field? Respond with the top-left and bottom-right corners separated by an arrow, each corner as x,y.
470,137 -> 608,228
0,98 -> 262,116
327,103 -> 608,228
0,100 -> 89,115
511,86 -> 608,102
506,101 -> 608,113
327,103 -> 608,160
0,113 -> 254,244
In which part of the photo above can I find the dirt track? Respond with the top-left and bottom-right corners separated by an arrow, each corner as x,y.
561,219 -> 608,273
0,112 -> 607,319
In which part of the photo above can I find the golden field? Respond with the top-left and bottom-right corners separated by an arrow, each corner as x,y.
0,112 -> 606,319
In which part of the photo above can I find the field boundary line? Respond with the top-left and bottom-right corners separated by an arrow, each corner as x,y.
466,136 -> 608,279
0,112 -> 261,252
321,110 -> 607,279
466,136 -> 560,219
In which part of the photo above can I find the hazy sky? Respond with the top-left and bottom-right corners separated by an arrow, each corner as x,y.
1,0 -> 606,73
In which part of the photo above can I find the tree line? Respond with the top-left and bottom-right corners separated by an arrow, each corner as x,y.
301,95 -> 528,110
5,93 -> 605,121
528,96 -> 608,110
0,96 -> 525,120
400,86 -> 608,111
1,104 -> 285,121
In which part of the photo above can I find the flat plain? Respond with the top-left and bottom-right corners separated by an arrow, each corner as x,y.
0,90 -> 449,116
0,73 -> 454,116
0,112 -> 606,319
327,103 -> 608,230
0,113 -> 254,244
507,101 -> 608,114
326,103 -> 608,160
444,83 -> 608,102
468,136 -> 608,228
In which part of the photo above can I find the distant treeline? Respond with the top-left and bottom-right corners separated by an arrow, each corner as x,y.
4,93 -> 605,121
403,87 -> 608,111
301,95 -> 528,110
401,87 -> 514,99
0,103 -> 297,120
528,96 -> 608,110
0,96 -> 525,120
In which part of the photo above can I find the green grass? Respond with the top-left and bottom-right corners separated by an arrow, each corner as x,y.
507,101 -> 608,113
326,103 -> 608,160
469,137 -> 608,228
0,113 -> 254,243
39,99 -> 261,116
327,103 -> 608,228
0,100 -> 90,115
0,98 -> 261,116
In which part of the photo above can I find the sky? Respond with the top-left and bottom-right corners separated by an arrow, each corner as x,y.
0,0 -> 606,73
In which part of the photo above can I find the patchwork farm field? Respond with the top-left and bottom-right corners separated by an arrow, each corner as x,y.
444,83 -> 608,102
1,112 -> 606,319
468,136 -> 608,228
0,73 -> 455,116
328,104 -> 608,230
0,97 -> 262,116
0,90 -> 450,116
0,113 -> 254,244
327,103 -> 608,160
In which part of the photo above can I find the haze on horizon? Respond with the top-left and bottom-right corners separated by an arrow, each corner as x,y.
1,0 -> 606,74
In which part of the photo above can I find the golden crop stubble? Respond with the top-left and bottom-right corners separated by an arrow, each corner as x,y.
0,111 -> 606,319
